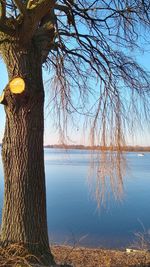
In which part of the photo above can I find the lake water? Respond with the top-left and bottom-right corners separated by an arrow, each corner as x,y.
0,149 -> 150,249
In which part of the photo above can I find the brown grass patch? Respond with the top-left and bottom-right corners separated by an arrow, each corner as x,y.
0,244 -> 150,266
52,245 -> 150,267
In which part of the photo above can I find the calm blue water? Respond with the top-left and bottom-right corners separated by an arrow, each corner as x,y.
0,149 -> 150,249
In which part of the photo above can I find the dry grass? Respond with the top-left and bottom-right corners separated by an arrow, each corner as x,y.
0,244 -> 71,267
132,223 -> 150,252
0,244 -> 150,267
0,244 -> 43,267
52,245 -> 150,267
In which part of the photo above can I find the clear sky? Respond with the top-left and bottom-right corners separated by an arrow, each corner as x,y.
0,49 -> 150,146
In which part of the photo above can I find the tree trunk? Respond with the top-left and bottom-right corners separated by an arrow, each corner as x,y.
0,43 -> 55,265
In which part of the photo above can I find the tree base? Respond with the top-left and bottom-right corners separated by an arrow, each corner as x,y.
0,242 -> 55,266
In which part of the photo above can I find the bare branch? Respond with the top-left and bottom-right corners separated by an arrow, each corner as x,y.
54,4 -> 74,26
39,0 -> 150,204
13,0 -> 26,16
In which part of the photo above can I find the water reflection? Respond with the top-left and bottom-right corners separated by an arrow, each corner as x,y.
45,149 -> 150,248
0,148 -> 150,248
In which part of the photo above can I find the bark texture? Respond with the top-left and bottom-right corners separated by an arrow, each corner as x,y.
0,41 -> 54,265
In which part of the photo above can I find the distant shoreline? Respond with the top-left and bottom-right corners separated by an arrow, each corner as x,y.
44,144 -> 150,152
1,143 -> 150,152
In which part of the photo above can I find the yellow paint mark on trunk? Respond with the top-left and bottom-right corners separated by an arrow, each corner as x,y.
9,77 -> 25,94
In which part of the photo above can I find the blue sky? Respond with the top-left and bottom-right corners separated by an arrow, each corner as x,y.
0,60 -> 8,144
0,50 -> 150,146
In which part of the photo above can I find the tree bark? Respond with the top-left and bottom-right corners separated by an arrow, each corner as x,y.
0,42 -> 55,265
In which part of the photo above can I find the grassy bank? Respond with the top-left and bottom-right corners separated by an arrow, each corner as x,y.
52,245 -> 150,267
0,244 -> 150,266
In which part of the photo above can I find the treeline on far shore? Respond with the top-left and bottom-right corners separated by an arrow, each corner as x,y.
0,143 -> 150,152
44,144 -> 150,152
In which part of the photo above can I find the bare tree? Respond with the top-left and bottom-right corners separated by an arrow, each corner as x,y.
0,0 -> 150,265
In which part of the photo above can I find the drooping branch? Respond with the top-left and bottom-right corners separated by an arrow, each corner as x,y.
45,0 -> 150,154
20,0 -> 150,204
